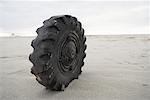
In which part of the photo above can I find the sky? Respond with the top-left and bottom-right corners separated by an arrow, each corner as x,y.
0,0 -> 149,36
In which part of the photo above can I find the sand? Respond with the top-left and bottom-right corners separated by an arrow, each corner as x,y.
0,35 -> 150,100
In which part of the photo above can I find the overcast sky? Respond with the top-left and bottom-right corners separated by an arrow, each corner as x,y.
0,0 -> 149,36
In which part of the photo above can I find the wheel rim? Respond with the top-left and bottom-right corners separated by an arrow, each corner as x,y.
58,32 -> 80,73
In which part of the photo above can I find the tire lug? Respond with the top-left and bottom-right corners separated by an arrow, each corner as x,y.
54,20 -> 57,25
54,20 -> 57,23
49,72 -> 53,78
46,62 -> 49,66
61,84 -> 65,91
49,75 -> 51,78
75,76 -> 78,79
56,31 -> 59,34
69,66 -> 72,71
48,53 -> 51,56
36,75 -> 42,82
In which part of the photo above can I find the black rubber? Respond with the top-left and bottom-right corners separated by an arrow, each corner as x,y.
29,15 -> 86,91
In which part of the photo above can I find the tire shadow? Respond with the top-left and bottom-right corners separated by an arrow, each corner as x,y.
36,88 -> 62,98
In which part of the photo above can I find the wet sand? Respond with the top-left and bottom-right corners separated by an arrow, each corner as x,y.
0,35 -> 150,100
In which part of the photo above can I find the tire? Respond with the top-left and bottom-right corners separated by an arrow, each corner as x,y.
29,15 -> 86,91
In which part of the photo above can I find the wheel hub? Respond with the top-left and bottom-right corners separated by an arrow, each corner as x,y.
61,41 -> 76,65
59,32 -> 79,73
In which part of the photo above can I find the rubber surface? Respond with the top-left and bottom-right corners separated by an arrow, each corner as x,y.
29,15 -> 86,91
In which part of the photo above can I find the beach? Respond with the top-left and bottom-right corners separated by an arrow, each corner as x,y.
0,35 -> 150,100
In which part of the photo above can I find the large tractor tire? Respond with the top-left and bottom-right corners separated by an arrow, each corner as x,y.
29,15 -> 86,91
